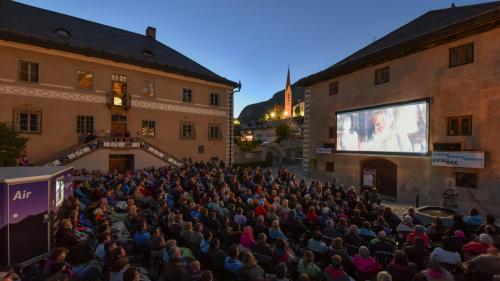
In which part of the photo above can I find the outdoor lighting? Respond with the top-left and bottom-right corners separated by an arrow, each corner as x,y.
284,111 -> 289,117
270,111 -> 276,118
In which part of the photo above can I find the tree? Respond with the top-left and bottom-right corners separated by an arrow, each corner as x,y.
276,123 -> 291,142
0,122 -> 28,166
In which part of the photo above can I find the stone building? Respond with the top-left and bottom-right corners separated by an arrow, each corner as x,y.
298,2 -> 500,215
0,1 -> 238,171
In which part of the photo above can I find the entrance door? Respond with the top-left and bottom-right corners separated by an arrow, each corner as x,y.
109,154 -> 134,172
360,158 -> 397,199
111,114 -> 127,137
8,181 -> 49,264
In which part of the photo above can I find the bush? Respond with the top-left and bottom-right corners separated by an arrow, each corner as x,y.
0,122 -> 28,166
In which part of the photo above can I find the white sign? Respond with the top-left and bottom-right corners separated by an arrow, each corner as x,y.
432,151 -> 484,169
363,169 -> 376,187
316,148 -> 332,154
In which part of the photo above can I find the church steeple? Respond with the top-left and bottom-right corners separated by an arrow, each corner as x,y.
284,66 -> 293,118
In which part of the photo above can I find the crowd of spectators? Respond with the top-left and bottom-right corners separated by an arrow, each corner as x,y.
2,161 -> 499,281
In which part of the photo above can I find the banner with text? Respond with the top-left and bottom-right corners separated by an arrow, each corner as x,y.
432,151 -> 484,169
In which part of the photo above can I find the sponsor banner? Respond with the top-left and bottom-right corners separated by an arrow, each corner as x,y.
432,151 -> 484,169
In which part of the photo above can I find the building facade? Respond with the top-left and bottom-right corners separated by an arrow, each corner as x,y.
0,1 -> 238,171
299,2 -> 500,215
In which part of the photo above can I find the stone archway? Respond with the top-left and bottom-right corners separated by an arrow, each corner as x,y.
263,144 -> 283,166
360,157 -> 398,199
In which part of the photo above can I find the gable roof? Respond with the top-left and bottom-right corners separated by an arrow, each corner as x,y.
297,1 -> 500,87
0,0 -> 237,87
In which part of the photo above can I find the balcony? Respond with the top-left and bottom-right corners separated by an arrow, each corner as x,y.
107,91 -> 131,110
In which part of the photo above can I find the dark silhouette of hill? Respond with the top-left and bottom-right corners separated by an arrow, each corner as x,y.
238,85 -> 304,125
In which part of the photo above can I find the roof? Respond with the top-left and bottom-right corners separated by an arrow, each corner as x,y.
297,1 -> 500,87
0,0 -> 237,87
0,166 -> 73,183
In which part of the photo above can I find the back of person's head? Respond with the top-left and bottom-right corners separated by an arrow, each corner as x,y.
275,262 -> 287,279
479,233 -> 494,245
275,238 -> 287,250
393,250 -> 409,266
377,231 -> 387,240
441,236 -> 454,251
123,266 -> 139,281
486,214 -> 496,224
377,271 -> 393,281
110,257 -> 129,273
189,260 -> 201,272
470,208 -> 479,216
210,238 -> 220,249
303,250 -> 315,264
331,237 -> 343,250
313,231 -> 322,240
331,255 -> 342,268
228,245 -> 239,259
243,252 -> 257,267
411,273 -> 429,281
200,270 -> 213,281
258,233 -> 267,242
50,247 -> 69,261
358,246 -> 370,258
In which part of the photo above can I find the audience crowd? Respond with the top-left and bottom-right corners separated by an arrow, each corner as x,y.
2,161 -> 499,281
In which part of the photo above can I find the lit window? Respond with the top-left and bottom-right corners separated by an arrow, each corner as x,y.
18,61 -> 39,83
142,120 -> 156,136
77,70 -> 93,89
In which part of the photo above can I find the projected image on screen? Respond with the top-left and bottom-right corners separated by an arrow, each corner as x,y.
336,100 -> 428,154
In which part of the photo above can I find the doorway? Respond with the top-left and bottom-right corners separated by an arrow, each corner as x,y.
109,154 -> 134,172
111,114 -> 127,137
360,158 -> 397,199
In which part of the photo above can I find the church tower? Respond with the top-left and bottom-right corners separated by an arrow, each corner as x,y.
284,67 -> 293,118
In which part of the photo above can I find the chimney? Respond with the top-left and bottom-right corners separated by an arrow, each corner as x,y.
146,26 -> 156,40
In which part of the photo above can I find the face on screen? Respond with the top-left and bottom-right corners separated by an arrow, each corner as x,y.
336,101 -> 428,154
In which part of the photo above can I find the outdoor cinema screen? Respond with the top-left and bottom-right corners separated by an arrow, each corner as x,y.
336,99 -> 429,154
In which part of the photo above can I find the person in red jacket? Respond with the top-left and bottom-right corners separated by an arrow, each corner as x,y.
462,233 -> 493,261
406,225 -> 430,248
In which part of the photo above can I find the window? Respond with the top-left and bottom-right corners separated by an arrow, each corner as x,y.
447,116 -> 472,136
13,109 -> 41,133
180,121 -> 195,139
18,61 -> 39,83
141,120 -> 156,136
77,70 -> 93,89
455,172 -> 478,189
143,81 -> 155,97
209,124 -> 221,140
111,74 -> 127,106
111,114 -> 127,123
198,145 -> 205,154
324,143 -> 335,149
143,49 -> 154,56
329,81 -> 339,96
326,162 -> 335,172
54,28 -> 71,38
328,126 -> 335,138
450,43 -> 474,67
375,66 -> 390,85
210,93 -> 220,106
182,88 -> 192,103
76,115 -> 94,134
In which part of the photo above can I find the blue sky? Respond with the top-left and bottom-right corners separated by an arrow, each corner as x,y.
18,0 -> 489,116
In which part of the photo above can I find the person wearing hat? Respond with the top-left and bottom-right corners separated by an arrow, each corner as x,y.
462,233 -> 493,261
402,237 -> 430,271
